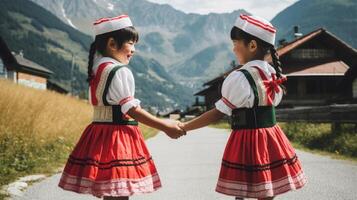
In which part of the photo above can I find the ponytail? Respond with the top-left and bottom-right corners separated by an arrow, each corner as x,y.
87,42 -> 96,83
270,46 -> 287,94
270,46 -> 283,78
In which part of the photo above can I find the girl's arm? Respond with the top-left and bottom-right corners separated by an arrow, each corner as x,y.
180,108 -> 225,132
127,106 -> 184,139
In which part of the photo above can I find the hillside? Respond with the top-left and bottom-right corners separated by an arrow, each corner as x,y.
29,0 -> 357,91
1,0 -> 193,109
0,0 -> 91,94
272,0 -> 357,48
30,0 -> 249,89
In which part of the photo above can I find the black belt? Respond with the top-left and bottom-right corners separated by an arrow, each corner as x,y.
231,106 -> 276,130
92,105 -> 138,125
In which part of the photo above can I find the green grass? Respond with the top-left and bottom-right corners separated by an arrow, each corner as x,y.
209,120 -> 357,161
289,141 -> 357,162
280,122 -> 357,158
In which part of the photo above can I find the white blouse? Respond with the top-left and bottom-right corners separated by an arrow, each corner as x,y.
92,56 -> 140,114
215,60 -> 283,116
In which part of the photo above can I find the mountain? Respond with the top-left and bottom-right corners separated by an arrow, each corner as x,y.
172,43 -> 235,88
272,0 -> 357,48
0,0 -> 193,109
27,0 -> 357,93
126,56 -> 193,109
29,0 -> 249,89
0,0 -> 91,94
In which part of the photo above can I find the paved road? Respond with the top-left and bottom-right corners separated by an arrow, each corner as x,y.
15,127 -> 357,200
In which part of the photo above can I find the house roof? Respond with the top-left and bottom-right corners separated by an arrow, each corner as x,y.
0,36 -> 53,78
267,29 -> 324,60
265,28 -> 357,67
194,87 -> 212,96
14,54 -> 53,74
285,61 -> 349,76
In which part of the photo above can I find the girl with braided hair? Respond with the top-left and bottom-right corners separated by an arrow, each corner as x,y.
58,15 -> 185,200
179,14 -> 306,199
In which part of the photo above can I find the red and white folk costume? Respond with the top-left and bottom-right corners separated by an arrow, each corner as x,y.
215,15 -> 307,198
58,15 -> 161,198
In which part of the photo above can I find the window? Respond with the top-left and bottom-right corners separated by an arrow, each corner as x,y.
290,49 -> 335,60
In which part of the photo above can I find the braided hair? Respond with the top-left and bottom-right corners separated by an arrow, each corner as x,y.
87,42 -> 96,82
269,46 -> 283,79
86,26 -> 139,83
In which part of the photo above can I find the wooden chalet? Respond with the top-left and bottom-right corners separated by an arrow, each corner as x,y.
0,36 -> 53,90
195,28 -> 357,109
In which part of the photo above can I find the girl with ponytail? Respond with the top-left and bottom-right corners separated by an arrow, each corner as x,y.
59,15 -> 185,200
179,14 -> 306,199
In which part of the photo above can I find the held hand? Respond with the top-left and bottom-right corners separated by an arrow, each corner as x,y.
177,121 -> 187,134
176,120 -> 187,136
164,120 -> 186,139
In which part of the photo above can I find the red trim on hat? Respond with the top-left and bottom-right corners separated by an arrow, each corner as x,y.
240,15 -> 276,33
94,15 -> 129,25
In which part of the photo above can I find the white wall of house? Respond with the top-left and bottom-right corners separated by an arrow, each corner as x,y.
17,79 -> 46,90
17,72 -> 47,90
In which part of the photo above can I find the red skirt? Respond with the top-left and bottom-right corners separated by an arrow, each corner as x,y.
58,123 -> 161,197
216,125 -> 307,198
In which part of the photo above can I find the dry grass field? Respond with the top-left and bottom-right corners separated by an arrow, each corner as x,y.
0,79 -> 158,192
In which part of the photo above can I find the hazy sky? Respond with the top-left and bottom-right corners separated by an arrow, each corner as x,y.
146,0 -> 299,20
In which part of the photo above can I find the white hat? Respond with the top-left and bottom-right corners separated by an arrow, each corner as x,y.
93,15 -> 133,36
234,14 -> 276,45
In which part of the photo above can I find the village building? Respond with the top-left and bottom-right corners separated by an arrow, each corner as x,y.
195,28 -> 357,109
0,36 -> 54,91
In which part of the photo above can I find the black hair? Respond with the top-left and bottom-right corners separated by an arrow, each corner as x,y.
87,26 -> 139,82
230,26 -> 283,79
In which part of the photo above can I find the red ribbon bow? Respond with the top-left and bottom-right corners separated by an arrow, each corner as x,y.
263,74 -> 287,93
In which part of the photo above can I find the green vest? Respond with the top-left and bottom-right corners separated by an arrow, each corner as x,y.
92,65 -> 138,126
231,69 -> 276,130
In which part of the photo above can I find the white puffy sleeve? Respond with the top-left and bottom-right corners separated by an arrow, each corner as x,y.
215,71 -> 254,116
106,67 -> 141,114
